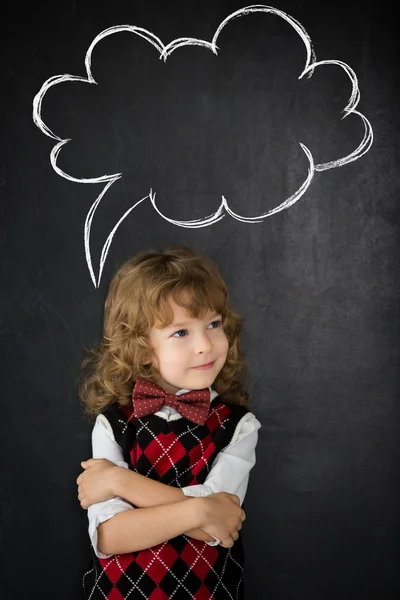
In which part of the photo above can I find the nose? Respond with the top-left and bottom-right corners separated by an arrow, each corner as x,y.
193,331 -> 213,354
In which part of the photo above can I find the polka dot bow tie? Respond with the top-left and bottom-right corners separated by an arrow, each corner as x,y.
132,377 -> 211,425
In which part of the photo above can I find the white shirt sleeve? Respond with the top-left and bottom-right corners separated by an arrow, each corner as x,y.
87,414 -> 134,559
87,410 -> 261,555
181,412 -> 261,505
180,412 -> 261,545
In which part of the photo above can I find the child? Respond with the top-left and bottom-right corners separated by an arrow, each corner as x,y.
77,244 -> 261,599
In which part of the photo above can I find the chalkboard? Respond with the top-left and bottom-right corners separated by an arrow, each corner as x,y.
1,1 -> 399,599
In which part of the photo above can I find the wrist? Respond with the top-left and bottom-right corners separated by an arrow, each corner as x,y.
111,466 -> 131,497
189,497 -> 207,529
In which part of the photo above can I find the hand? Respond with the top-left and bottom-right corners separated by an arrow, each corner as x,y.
198,492 -> 246,548
76,458 -> 119,509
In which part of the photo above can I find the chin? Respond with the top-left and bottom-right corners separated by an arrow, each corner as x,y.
190,370 -> 218,386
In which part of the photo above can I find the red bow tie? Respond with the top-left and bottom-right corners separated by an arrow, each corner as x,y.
132,377 -> 211,425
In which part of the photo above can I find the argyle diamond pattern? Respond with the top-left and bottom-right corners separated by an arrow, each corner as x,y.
84,398 -> 248,599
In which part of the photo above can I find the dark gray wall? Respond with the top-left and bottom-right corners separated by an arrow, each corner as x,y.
1,1 -> 399,598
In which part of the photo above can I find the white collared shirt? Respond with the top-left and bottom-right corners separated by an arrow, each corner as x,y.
88,387 -> 261,558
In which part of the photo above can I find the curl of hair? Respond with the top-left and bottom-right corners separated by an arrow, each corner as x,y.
79,244 -> 250,421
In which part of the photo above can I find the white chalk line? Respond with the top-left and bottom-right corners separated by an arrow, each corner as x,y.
32,4 -> 373,287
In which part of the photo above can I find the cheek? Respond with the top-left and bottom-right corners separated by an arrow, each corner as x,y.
161,342 -> 186,360
220,332 -> 229,354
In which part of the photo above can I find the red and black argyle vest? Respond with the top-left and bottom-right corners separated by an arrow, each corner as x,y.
83,396 -> 249,600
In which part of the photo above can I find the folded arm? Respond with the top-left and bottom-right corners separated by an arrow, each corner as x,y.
97,497 -> 204,555
83,411 -> 260,556
83,417 -> 214,548
102,412 -> 259,508
95,491 -> 245,555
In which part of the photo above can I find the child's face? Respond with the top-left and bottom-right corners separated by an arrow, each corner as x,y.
147,293 -> 229,394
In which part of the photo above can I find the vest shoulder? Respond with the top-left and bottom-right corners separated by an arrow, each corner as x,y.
102,402 -> 133,423
212,397 -> 249,417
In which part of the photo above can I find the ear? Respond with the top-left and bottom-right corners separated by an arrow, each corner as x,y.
141,354 -> 152,366
142,347 -> 155,366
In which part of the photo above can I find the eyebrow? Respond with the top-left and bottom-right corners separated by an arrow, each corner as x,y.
165,313 -> 221,330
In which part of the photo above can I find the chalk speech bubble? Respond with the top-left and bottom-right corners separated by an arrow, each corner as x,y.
33,5 -> 373,288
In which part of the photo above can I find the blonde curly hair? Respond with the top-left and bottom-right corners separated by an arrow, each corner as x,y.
79,244 -> 250,420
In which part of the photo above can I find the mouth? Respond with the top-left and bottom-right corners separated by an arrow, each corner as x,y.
192,361 -> 215,370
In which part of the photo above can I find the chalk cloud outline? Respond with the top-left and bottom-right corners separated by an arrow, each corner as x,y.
33,4 -> 373,288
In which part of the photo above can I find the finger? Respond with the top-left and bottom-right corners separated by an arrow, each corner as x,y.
230,530 -> 239,542
220,536 -> 233,548
76,475 -> 81,485
236,521 -> 243,531
240,510 -> 246,521
229,494 -> 240,505
81,458 -> 97,467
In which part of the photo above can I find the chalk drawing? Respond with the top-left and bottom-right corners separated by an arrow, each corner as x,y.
33,5 -> 373,288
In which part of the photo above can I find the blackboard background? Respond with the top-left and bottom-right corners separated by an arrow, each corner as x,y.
1,1 -> 399,598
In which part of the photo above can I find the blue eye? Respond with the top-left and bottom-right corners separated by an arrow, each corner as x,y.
210,319 -> 222,329
171,319 -> 222,338
172,329 -> 187,338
